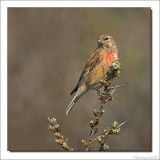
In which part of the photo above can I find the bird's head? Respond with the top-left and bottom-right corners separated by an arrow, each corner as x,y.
97,34 -> 117,50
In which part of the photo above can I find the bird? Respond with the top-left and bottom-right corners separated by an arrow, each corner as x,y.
65,34 -> 118,116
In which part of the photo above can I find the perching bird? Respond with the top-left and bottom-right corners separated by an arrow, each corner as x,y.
65,34 -> 118,116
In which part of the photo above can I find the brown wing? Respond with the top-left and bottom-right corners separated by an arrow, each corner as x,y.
71,48 -> 101,95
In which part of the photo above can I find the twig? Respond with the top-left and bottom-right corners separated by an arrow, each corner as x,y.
85,84 -> 118,151
84,120 -> 127,151
86,101 -> 105,151
108,83 -> 128,91
84,81 -> 127,151
100,120 -> 128,150
48,117 -> 74,151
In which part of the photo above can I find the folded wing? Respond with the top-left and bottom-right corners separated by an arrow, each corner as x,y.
71,49 -> 101,95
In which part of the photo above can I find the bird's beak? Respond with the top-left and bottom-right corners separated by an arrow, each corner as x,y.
97,39 -> 102,43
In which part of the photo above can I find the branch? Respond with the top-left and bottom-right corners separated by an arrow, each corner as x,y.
85,102 -> 105,151
84,84 -> 125,151
108,83 -> 128,91
100,120 -> 128,151
48,117 -> 74,151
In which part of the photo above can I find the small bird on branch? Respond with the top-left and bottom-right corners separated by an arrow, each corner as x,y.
65,34 -> 119,116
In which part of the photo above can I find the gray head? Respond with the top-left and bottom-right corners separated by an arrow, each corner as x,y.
97,34 -> 117,50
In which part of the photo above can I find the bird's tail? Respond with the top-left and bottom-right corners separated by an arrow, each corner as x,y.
65,101 -> 75,116
65,85 -> 87,116
65,94 -> 77,116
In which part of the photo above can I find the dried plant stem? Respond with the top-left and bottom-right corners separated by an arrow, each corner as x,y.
91,120 -> 127,147
85,82 -> 128,151
86,85 -> 118,151
108,83 -> 128,91
99,120 -> 128,151
48,117 -> 74,151
86,102 -> 104,151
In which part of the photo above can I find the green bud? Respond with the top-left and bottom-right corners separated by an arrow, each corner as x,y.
55,124 -> 60,131
55,139 -> 63,144
112,121 -> 119,129
103,143 -> 109,151
51,118 -> 57,124
97,136 -> 102,142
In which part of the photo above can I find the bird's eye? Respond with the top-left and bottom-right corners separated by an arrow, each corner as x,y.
105,38 -> 109,40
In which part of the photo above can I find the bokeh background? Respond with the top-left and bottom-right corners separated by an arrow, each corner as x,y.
8,8 -> 151,151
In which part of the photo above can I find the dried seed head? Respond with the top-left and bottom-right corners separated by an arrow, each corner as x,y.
101,135 -> 106,138
102,129 -> 107,135
97,136 -> 102,142
112,121 -> 119,129
51,127 -> 55,133
51,118 -> 57,124
102,143 -> 109,151
81,140 -> 88,147
90,120 -> 94,128
54,132 -> 63,139
55,139 -> 63,145
62,144 -> 70,150
116,128 -> 121,134
55,124 -> 60,131
93,109 -> 98,116
48,125 -> 52,130
94,126 -> 98,133
100,109 -> 105,116
97,136 -> 103,145
95,118 -> 99,125
112,128 -> 121,134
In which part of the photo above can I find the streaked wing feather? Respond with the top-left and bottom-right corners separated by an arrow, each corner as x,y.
71,49 -> 101,95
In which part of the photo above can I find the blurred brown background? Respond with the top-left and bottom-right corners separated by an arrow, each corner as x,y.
8,8 -> 151,151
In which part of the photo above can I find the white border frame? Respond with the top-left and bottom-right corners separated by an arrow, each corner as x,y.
1,1 -> 159,160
